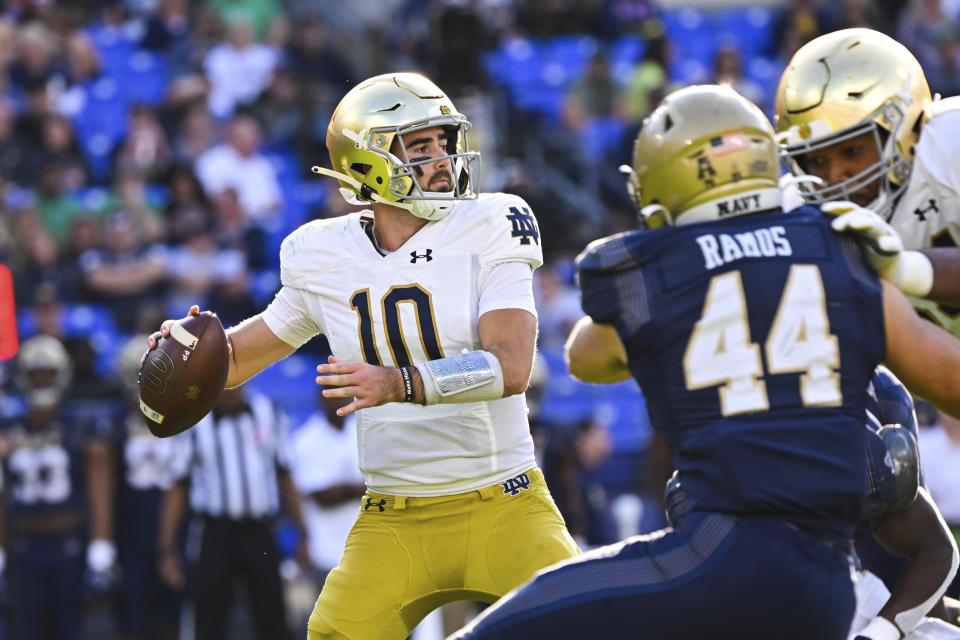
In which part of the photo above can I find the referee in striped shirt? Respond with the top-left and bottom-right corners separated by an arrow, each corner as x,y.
157,384 -> 308,640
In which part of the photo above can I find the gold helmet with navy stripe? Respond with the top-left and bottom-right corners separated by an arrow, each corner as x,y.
313,72 -> 480,221
775,28 -> 931,218
622,84 -> 781,229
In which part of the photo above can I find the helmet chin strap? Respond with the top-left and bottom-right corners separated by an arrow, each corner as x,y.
311,166 -> 453,221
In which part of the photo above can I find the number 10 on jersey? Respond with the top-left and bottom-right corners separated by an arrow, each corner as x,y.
350,285 -> 445,367
683,265 -> 841,416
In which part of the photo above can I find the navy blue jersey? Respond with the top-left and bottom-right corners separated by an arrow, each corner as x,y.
0,408 -> 95,521
577,207 -> 885,539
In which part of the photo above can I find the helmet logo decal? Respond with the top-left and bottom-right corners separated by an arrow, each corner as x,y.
798,123 -> 812,139
696,155 -> 717,187
439,105 -> 451,115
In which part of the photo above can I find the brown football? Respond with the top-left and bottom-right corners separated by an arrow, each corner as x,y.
139,311 -> 229,438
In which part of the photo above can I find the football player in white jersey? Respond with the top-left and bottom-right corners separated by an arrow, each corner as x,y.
776,28 -> 960,335
147,72 -> 579,639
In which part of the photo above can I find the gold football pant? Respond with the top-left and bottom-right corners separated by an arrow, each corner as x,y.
306,468 -> 581,639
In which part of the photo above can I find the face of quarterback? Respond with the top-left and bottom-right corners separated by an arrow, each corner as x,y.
796,130 -> 882,207
395,126 -> 454,193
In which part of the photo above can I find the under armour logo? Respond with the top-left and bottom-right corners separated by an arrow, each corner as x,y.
364,497 -> 386,512
410,249 -> 433,263
506,207 -> 539,246
501,472 -> 531,496
913,199 -> 939,221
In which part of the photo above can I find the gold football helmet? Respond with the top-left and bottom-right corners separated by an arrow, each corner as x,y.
17,335 -> 72,409
312,72 -> 480,221
623,84 -> 781,229
775,28 -> 932,218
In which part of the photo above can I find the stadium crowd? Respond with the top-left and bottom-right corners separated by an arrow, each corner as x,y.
1,0 -> 960,638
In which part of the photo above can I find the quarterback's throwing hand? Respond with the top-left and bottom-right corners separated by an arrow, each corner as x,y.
317,356 -> 404,416
823,201 -> 933,298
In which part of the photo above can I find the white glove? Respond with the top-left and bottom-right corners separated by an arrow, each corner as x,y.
824,201 -> 934,298
87,539 -> 116,573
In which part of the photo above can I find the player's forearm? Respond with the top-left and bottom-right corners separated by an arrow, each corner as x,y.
224,315 -> 295,388
277,470 -> 309,537
158,481 -> 188,552
86,440 -> 114,541
923,248 -> 960,305
310,482 -> 367,507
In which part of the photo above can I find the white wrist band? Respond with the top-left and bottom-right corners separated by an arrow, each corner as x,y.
857,616 -> 901,640
889,251 -> 933,298
415,350 -> 505,405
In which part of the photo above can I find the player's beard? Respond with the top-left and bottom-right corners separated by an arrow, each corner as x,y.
428,169 -> 454,193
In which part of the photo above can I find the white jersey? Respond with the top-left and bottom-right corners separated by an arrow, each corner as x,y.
262,193 -> 542,496
889,97 -> 960,334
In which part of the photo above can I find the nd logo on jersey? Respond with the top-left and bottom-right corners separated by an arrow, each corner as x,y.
506,207 -> 539,245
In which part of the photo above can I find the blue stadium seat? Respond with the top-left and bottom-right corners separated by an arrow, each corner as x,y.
609,35 -> 646,83
537,348 -> 653,452
662,7 -> 716,71
715,7 -> 779,57
71,77 -> 130,181
119,50 -> 169,106
247,354 -> 317,424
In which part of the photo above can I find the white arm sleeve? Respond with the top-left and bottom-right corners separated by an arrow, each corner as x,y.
261,286 -> 323,349
478,261 -> 537,318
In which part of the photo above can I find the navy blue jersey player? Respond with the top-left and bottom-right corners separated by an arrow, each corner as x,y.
664,366 -> 959,638
450,86 -> 960,640
0,336 -> 115,640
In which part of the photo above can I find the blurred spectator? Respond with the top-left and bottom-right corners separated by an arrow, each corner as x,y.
0,336 -> 116,640
60,29 -> 104,94
283,15 -> 353,88
99,167 -> 165,243
0,98 -> 35,187
112,105 -> 174,182
898,0 -> 960,96
163,164 -> 214,243
139,0 -> 192,62
918,409 -> 960,597
8,22 -> 60,94
35,165 -> 83,246
204,15 -> 279,119
250,63 -> 308,148
78,210 -> 168,331
164,213 -> 247,318
62,214 -> 100,269
157,385 -> 307,640
195,113 -> 281,224
562,52 -> 627,133
39,114 -> 91,191
212,187 -> 270,271
623,21 -> 669,125
209,0 -> 283,42
539,417 -> 613,546
171,100 -> 218,164
289,392 -> 365,585
711,46 -> 766,113
821,0 -> 886,31
111,336 -> 180,640
432,3 -> 488,93
773,0 -> 824,59
11,221 -> 68,308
